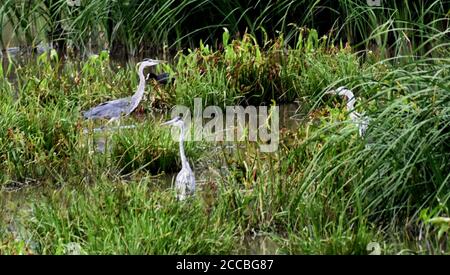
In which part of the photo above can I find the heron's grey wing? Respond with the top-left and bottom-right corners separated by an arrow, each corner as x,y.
175,168 -> 196,200
186,172 -> 196,195
83,97 -> 131,119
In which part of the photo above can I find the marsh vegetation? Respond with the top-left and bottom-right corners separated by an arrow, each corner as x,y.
0,1 -> 449,254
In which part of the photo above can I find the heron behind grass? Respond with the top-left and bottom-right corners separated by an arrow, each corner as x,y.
326,86 -> 369,137
162,116 -> 195,201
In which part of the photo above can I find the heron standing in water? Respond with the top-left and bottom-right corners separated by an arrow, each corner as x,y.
326,86 -> 369,137
162,116 -> 195,201
83,59 -> 163,126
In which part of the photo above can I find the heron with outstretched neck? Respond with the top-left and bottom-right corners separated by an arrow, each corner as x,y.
162,116 -> 195,201
83,58 -> 163,126
326,86 -> 369,137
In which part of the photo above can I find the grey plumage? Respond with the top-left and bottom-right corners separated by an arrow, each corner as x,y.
162,116 -> 195,201
83,59 -> 162,123
83,98 -> 131,120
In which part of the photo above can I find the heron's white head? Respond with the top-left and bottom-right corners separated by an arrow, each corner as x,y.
138,58 -> 165,69
326,86 -> 355,103
326,86 -> 349,96
161,116 -> 184,128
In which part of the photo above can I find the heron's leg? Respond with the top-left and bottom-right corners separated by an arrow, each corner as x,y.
101,116 -> 120,131
106,117 -> 119,126
114,117 -> 121,129
99,117 -> 120,153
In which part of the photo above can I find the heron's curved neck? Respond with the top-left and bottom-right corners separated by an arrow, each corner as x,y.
346,99 -> 355,112
341,90 -> 355,112
132,65 -> 146,101
179,124 -> 189,170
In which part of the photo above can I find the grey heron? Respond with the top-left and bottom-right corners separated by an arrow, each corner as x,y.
83,59 -> 163,125
162,116 -> 196,201
326,86 -> 369,137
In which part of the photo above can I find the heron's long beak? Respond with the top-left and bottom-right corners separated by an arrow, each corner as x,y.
143,58 -> 167,64
161,117 -> 179,126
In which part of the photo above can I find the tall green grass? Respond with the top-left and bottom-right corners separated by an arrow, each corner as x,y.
2,1 -> 447,59
171,29 -> 363,108
28,181 -> 237,254
1,22 -> 449,254
0,51 -> 200,186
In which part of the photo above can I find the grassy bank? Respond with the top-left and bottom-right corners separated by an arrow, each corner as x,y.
1,22 -> 449,254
